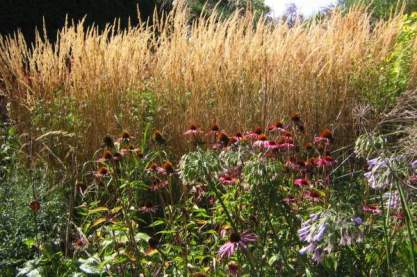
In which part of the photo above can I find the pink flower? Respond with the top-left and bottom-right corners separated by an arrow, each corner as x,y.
245,127 -> 263,140
283,196 -> 297,205
285,158 -> 305,172
184,125 -> 201,136
264,140 -> 280,150
362,205 -> 382,215
313,129 -> 334,145
252,134 -> 268,148
149,179 -> 169,191
276,136 -> 295,150
294,178 -> 310,187
218,231 -> 257,260
219,175 -> 238,185
314,156 -> 336,168
304,190 -> 321,202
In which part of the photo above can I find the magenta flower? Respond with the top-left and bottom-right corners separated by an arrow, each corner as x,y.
218,231 -> 257,260
219,175 -> 238,185
304,190 -> 321,202
314,156 -> 336,168
184,125 -> 201,136
277,136 -> 295,150
362,205 -> 382,215
149,179 -> 169,191
264,140 -> 280,150
294,178 -> 310,187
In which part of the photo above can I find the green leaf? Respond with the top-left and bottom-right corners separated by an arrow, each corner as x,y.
88,207 -> 109,214
91,217 -> 107,228
135,232 -> 151,242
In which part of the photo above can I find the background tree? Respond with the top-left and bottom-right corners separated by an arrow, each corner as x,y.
340,0 -> 417,19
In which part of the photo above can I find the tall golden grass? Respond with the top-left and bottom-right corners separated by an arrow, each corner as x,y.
0,5 -> 410,158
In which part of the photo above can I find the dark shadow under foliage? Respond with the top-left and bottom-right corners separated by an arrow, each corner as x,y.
0,0 -> 159,42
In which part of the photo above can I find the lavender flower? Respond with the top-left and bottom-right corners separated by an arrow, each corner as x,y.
217,231 -> 257,260
299,242 -> 317,255
411,160 -> 417,171
364,157 -> 392,190
352,217 -> 363,226
313,223 -> 328,242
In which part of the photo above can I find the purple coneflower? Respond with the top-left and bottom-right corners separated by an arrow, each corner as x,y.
314,129 -> 333,145
219,175 -> 238,185
362,205 -> 382,215
314,155 -> 336,168
304,190 -> 321,202
149,179 -> 169,191
184,125 -> 201,136
95,167 -> 110,178
294,178 -> 309,187
96,150 -> 113,163
218,231 -> 257,260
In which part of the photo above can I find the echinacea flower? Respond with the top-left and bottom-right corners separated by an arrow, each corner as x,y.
245,127 -> 263,140
283,196 -> 297,205
264,140 -> 281,150
304,190 -> 321,202
219,175 -> 238,185
153,131 -> 166,145
314,155 -> 336,168
277,137 -> 295,150
147,163 -> 159,173
233,133 -> 243,141
184,125 -> 201,136
218,231 -> 257,260
120,131 -> 132,144
314,128 -> 333,145
294,178 -> 309,187
112,152 -> 123,161
29,200 -> 41,213
362,205 -> 382,215
96,150 -> 113,163
162,161 -> 175,175
268,121 -> 287,133
120,148 -> 130,157
139,202 -> 158,214
95,167 -> 110,178
149,179 -> 169,191
285,158 -> 305,172
130,147 -> 143,159
253,134 -> 268,148
217,132 -> 230,147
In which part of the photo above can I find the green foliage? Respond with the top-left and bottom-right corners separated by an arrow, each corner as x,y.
356,12 -> 417,109
341,0 -> 417,19
0,126 -> 67,276
187,0 -> 270,19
